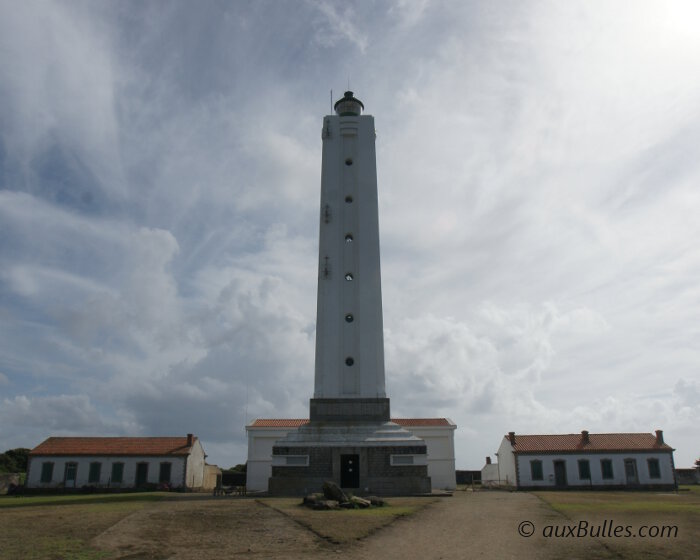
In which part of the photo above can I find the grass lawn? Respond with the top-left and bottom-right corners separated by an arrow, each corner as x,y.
0,491 -> 173,509
0,493 -> 437,559
261,496 -> 438,544
535,487 -> 700,560
0,493 -> 172,559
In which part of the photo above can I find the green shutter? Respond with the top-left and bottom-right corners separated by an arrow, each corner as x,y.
578,460 -> 591,480
89,462 -> 101,483
40,462 -> 54,483
111,462 -> 124,483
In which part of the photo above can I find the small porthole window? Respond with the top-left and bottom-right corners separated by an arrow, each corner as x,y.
345,357 -> 354,366
345,195 -> 353,203
345,273 -> 354,281
345,314 -> 354,323
345,158 -> 353,166
345,234 -> 353,243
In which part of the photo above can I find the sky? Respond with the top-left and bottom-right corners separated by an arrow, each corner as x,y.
1,0 -> 699,470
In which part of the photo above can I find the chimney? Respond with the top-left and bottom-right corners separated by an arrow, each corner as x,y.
187,433 -> 194,447
486,456 -> 492,465
655,430 -> 664,445
508,431 -> 516,445
581,430 -> 590,444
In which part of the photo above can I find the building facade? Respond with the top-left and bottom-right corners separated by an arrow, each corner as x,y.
248,418 -> 457,492
26,434 -> 213,490
482,430 -> 676,490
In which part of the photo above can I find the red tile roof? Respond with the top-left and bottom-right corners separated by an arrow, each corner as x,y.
506,433 -> 672,453
249,418 -> 453,428
29,436 -> 197,457
251,419 -> 311,428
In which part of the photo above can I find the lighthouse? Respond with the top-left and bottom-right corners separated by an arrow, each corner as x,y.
268,92 -> 431,496
313,91 -> 387,410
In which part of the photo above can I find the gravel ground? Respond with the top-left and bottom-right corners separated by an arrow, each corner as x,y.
91,491 -> 626,559
342,491 -> 617,560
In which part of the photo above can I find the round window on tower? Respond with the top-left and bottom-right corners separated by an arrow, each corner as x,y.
345,314 -> 354,323
345,158 -> 353,166
345,196 -> 353,203
345,357 -> 354,366
345,273 -> 354,281
345,234 -> 354,243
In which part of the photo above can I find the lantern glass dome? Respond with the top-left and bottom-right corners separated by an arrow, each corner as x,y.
334,91 -> 364,116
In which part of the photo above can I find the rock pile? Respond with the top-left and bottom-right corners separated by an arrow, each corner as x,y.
300,481 -> 387,510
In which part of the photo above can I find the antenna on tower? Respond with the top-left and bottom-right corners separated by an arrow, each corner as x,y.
330,89 -> 333,113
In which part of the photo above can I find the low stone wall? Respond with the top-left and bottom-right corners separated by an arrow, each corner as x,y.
675,469 -> 700,485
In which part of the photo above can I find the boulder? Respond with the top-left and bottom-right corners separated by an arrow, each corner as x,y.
322,480 -> 348,503
367,496 -> 386,507
313,499 -> 340,510
350,496 -> 371,508
303,493 -> 324,506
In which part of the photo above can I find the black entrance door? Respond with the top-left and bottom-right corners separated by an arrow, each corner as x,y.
554,460 -> 567,487
340,454 -> 360,488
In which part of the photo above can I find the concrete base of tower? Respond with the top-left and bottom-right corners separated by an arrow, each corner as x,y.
269,445 -> 431,496
268,423 -> 432,496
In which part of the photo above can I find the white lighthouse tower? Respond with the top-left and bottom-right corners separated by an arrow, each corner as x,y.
314,91 -> 386,402
268,92 -> 431,496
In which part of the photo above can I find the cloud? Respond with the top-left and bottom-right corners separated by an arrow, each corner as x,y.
1,1 -> 699,470
0,394 -> 120,433
0,2 -> 123,204
310,0 -> 369,53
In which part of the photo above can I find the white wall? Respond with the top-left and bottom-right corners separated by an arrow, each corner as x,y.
481,462 -> 499,485
185,440 -> 206,488
27,455 -> 187,489
516,452 -> 676,487
495,437 -> 517,486
246,427 -> 293,492
409,426 -> 457,490
246,422 -> 457,491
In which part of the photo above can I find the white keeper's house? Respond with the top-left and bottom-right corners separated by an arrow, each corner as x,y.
247,418 -> 457,492
482,430 -> 676,490
26,434 -> 218,491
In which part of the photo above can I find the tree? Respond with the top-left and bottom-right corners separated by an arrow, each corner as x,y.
694,457 -> 700,470
223,463 -> 247,473
0,448 -> 30,473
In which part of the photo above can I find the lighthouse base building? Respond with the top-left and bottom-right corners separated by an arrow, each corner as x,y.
247,418 -> 457,494
266,408 -> 434,496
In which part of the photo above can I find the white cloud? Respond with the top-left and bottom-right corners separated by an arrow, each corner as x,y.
0,394 -> 115,433
310,0 -> 369,53
0,2 -> 124,199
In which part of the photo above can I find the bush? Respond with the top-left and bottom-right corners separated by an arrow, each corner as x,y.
0,448 -> 30,474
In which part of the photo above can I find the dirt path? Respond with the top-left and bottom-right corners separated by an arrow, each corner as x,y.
342,491 -> 617,560
93,499 -> 329,559
91,492 -> 620,559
